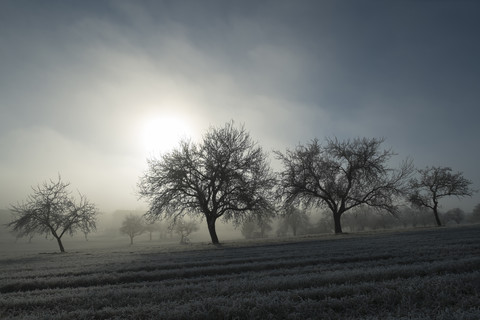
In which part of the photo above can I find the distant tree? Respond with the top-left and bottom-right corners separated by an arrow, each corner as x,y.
173,219 -> 199,244
241,220 -> 257,239
7,176 -> 97,253
275,137 -> 413,234
396,207 -> 419,228
316,214 -> 335,234
138,121 -> 277,244
257,216 -> 273,238
370,211 -> 397,230
156,221 -> 173,240
120,214 -> 145,245
408,166 -> 475,226
442,208 -> 465,225
279,206 -> 310,236
470,203 -> 480,223
418,208 -> 434,227
342,205 -> 371,232
241,215 -> 273,239
144,222 -> 159,241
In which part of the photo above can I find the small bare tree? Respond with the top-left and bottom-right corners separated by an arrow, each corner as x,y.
173,219 -> 199,244
408,166 -> 475,226
7,176 -> 97,253
120,214 -> 145,245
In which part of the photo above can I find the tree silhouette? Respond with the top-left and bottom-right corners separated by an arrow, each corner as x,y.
138,121 -> 276,244
120,214 -> 145,245
409,166 -> 475,226
275,137 -> 413,234
8,176 -> 97,252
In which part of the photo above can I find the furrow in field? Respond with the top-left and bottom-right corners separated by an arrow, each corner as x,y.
2,271 -> 479,320
1,255 -> 478,316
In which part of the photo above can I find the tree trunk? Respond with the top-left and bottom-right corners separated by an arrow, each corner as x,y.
333,211 -> 343,234
207,218 -> 219,244
433,206 -> 442,227
130,235 -> 134,245
55,236 -> 65,253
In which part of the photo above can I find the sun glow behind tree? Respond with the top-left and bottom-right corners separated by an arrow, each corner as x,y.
139,114 -> 194,156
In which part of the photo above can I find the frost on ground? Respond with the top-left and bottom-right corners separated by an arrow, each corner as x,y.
0,225 -> 479,319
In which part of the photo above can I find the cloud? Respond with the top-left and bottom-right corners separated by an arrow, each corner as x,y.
0,126 -> 145,211
1,0 -> 479,212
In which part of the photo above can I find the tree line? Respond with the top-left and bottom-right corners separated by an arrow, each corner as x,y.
241,205 -> 480,239
6,121 -> 477,251
119,213 -> 198,245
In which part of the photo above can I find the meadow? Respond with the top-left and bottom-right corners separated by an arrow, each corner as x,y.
1,225 -> 479,319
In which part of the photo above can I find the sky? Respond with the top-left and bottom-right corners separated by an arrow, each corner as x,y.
1,0 -> 479,214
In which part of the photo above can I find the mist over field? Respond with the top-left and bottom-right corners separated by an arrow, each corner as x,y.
0,209 -> 242,255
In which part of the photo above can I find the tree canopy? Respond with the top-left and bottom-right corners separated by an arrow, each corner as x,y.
275,137 -> 413,233
138,121 -> 276,244
8,176 -> 97,252
409,166 -> 475,226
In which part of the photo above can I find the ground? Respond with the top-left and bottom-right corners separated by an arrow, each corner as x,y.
1,225 -> 479,319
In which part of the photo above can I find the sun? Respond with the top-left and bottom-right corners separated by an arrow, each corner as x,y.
140,115 -> 191,155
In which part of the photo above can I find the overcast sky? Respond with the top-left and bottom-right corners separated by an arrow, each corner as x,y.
1,0 -> 479,213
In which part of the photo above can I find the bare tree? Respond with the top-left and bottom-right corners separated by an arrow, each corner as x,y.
275,137 -> 413,234
7,176 -> 97,252
120,214 -> 145,245
138,121 -> 277,244
173,219 -> 198,244
241,214 -> 273,239
279,206 -> 310,236
408,166 -> 475,226
144,222 -> 159,241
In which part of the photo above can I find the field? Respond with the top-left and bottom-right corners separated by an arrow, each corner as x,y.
1,225 -> 479,319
